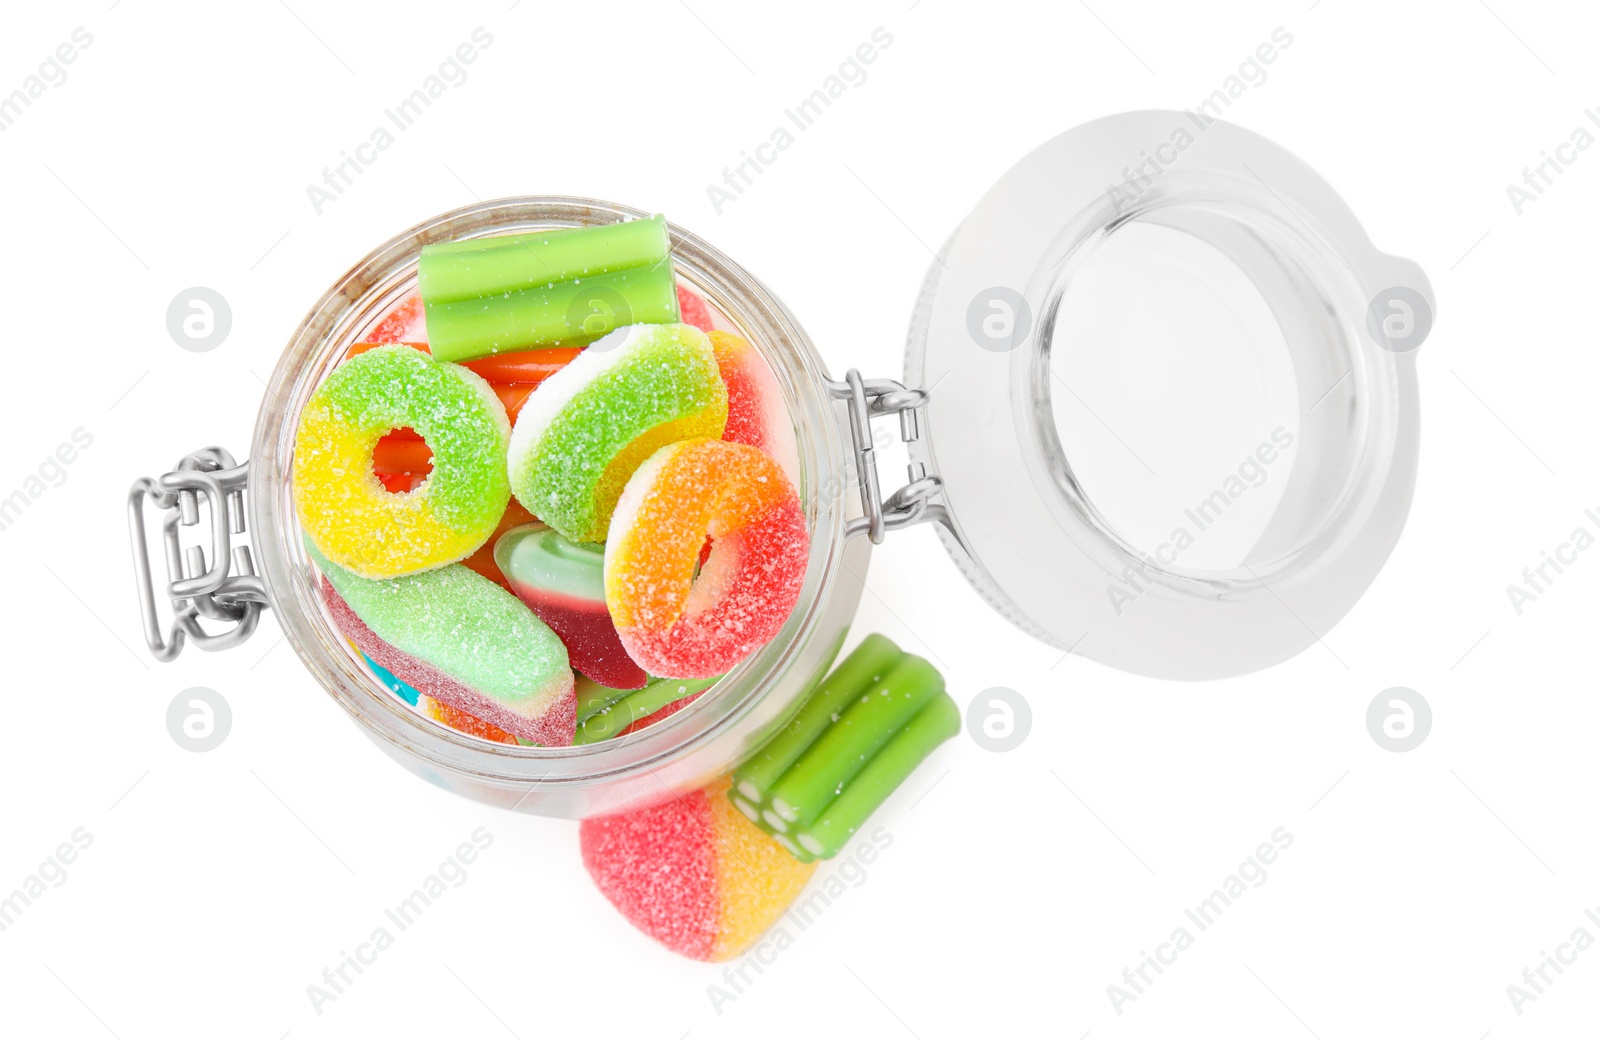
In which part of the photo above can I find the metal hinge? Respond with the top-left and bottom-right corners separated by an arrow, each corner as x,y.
827,369 -> 946,544
127,447 -> 268,661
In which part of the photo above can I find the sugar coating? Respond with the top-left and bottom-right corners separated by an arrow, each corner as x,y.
418,693 -> 518,745
508,323 -> 727,543
313,544 -> 575,744
580,784 -> 720,960
327,580 -> 576,745
676,285 -> 715,332
708,330 -> 801,487
705,778 -> 816,960
605,439 -> 808,678
293,345 -> 510,578
579,778 -> 816,962
368,293 -> 426,344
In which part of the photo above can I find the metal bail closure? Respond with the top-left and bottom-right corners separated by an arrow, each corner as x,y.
128,447 -> 268,661
827,369 -> 946,544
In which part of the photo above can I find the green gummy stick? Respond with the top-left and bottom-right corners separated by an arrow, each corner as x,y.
575,676 -> 633,726
793,693 -> 960,859
424,259 -> 679,362
764,654 -> 943,829
731,634 -> 905,803
573,676 -> 719,745
419,216 -> 670,303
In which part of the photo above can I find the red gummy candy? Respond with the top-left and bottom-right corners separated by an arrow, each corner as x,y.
677,285 -> 714,332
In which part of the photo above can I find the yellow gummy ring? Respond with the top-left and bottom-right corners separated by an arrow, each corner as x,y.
292,345 -> 511,578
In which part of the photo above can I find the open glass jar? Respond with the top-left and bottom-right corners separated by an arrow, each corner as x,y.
129,113 -> 1430,818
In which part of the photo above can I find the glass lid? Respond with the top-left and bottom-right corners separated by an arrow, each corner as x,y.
904,111 -> 1429,680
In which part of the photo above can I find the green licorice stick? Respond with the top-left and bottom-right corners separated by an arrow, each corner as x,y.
573,676 -> 720,745
424,259 -> 679,362
419,216 -> 670,300
731,634 -> 905,805
793,692 -> 960,860
764,654 -> 943,829
575,676 -> 632,726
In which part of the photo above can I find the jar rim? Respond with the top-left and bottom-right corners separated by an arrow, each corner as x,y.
249,196 -> 857,796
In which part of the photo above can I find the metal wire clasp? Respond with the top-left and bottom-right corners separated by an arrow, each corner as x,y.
128,447 -> 268,661
827,370 -> 946,544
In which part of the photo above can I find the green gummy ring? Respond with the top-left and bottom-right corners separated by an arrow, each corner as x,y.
292,345 -> 511,578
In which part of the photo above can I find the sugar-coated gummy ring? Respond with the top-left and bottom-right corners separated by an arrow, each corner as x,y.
605,438 -> 808,678
293,344 -> 511,579
508,323 -> 727,543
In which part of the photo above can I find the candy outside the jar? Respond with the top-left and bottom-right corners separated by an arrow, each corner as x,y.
605,438 -> 807,678
495,524 -> 648,690
311,544 -> 576,746
731,634 -> 959,862
580,777 -> 815,961
292,345 -> 511,579
419,216 -> 680,363
508,322 -> 728,543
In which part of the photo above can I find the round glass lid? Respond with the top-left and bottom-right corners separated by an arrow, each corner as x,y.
904,111 -> 1430,680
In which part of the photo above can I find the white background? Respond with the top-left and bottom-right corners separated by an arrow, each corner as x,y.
1,1 -> 1596,1038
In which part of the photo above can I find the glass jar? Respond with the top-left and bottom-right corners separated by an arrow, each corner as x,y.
128,113 -> 1431,818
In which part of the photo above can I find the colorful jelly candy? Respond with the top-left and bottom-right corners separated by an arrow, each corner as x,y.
293,344 -> 511,579
677,284 -> 715,332
346,342 -> 581,438
419,694 -> 518,745
419,216 -> 680,363
731,635 -> 958,862
495,524 -> 648,690
312,543 -> 576,746
580,777 -> 816,961
573,675 -> 720,744
360,650 -> 420,706
458,500 -> 540,591
709,330 -> 801,486
369,293 -> 426,344
508,322 -> 728,543
619,686 -> 706,736
299,215 -> 823,752
606,439 -> 807,678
